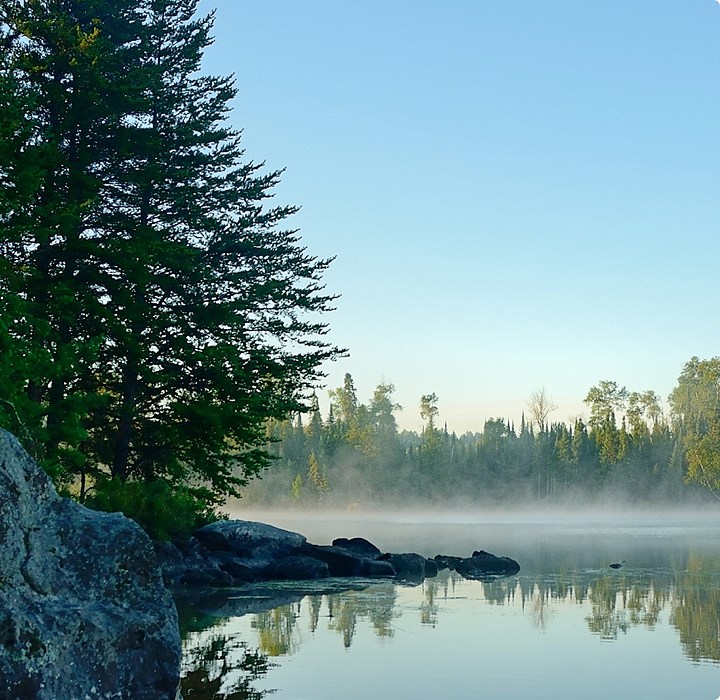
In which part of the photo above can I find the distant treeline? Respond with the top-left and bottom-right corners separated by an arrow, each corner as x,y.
240,357 -> 720,507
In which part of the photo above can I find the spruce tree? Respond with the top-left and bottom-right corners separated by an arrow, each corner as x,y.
0,0 -> 341,526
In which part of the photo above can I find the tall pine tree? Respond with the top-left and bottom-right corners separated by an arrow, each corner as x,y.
0,0 -> 341,528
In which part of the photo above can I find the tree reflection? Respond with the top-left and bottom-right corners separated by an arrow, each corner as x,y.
420,579 -> 440,627
585,576 -> 631,639
670,553 -> 720,663
473,568 -> 668,639
252,604 -> 300,656
178,552 -> 720,695
528,584 -> 556,633
181,631 -> 274,700
327,584 -> 399,646
247,584 -> 400,652
480,576 -> 519,605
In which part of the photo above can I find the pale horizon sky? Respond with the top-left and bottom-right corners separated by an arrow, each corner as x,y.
198,0 -> 720,434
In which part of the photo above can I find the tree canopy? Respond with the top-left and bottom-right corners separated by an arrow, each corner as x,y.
246,362 -> 720,509
0,0 -> 342,534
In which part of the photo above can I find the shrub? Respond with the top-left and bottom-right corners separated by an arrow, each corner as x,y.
85,478 -> 223,541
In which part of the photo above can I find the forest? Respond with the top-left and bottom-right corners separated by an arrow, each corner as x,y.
240,357 -> 720,508
3,1 -> 720,539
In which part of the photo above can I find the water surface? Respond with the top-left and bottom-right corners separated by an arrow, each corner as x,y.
180,510 -> 720,700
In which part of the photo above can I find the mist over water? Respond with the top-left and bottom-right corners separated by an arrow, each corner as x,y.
225,502 -> 720,562
183,502 -> 720,700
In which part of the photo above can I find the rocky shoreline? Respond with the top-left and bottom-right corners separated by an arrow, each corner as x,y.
0,429 -> 520,700
0,430 -> 180,700
155,519 -> 520,589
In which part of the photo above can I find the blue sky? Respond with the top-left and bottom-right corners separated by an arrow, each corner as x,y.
198,0 -> 720,433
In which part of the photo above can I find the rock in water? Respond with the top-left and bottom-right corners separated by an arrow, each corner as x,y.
0,430 -> 180,699
454,550 -> 520,580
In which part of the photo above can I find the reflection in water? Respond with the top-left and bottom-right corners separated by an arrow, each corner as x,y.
585,576 -> 650,639
181,563 -> 720,674
528,583 -> 556,633
420,578 -> 440,627
250,584 -> 400,652
253,604 -> 300,656
671,554 -> 720,664
181,629 -> 274,699
179,532 -> 720,696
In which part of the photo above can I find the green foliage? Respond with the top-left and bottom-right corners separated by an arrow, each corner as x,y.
307,452 -> 329,497
243,370 -> 703,507
290,474 -> 303,501
669,357 -> 720,433
0,0 -> 342,526
584,381 -> 629,429
669,357 -> 720,495
85,478 -> 222,541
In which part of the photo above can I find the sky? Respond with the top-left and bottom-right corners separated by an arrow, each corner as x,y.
197,0 -> 720,434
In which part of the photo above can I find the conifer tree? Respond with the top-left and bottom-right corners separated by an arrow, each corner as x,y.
0,0 -> 341,522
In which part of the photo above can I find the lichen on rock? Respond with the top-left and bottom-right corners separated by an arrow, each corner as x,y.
0,430 -> 181,700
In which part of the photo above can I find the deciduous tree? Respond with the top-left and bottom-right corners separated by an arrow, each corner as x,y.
669,357 -> 720,495
527,388 -> 557,433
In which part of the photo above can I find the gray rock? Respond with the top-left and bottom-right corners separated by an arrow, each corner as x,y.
297,543 -> 369,577
0,430 -> 180,700
424,557 -> 439,578
434,554 -> 464,571
455,550 -> 520,579
194,519 -> 306,567
262,555 -> 330,580
358,558 -> 396,577
379,552 -> 428,580
161,519 -> 521,589
331,536 -> 382,559
212,551 -> 259,582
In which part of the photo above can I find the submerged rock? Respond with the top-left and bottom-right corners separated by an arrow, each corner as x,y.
0,430 -> 180,700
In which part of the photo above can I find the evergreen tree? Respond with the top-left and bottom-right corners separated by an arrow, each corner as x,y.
0,0 -> 341,526
328,373 -> 358,431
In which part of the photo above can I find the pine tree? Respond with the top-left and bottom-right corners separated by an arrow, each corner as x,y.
0,0 -> 341,526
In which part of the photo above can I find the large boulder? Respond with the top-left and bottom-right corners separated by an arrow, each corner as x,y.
165,519 -> 309,585
454,550 -> 521,579
331,537 -> 382,559
296,543 -> 390,577
379,552 -> 430,581
0,430 -> 180,700
194,520 -> 306,565
262,555 -> 330,581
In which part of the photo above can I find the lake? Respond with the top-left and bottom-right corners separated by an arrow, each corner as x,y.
178,509 -> 720,700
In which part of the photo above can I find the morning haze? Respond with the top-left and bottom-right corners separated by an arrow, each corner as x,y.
235,360 -> 720,514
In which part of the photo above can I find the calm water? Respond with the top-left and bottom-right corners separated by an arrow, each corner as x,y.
179,510 -> 720,700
